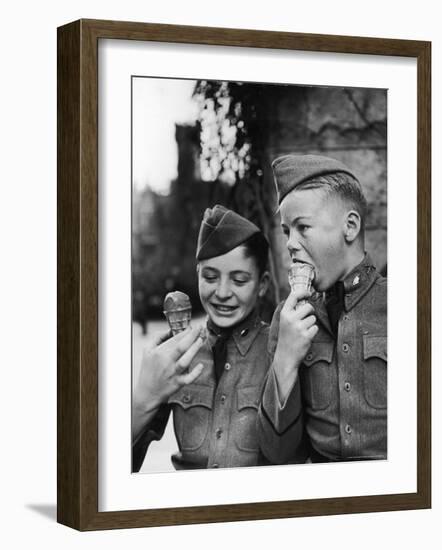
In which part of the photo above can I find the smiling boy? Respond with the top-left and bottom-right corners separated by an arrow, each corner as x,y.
133,205 -> 274,471
258,154 -> 387,463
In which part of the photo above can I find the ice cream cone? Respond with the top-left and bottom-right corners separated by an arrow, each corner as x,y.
288,263 -> 315,307
163,291 -> 192,335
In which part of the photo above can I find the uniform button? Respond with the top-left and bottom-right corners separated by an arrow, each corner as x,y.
183,394 -> 191,403
343,315 -> 349,321
220,394 -> 227,404
212,463 -> 219,468
344,382 -> 351,392
306,352 -> 313,361
224,363 -> 231,371
342,343 -> 350,353
345,424 -> 352,434
215,428 -> 223,439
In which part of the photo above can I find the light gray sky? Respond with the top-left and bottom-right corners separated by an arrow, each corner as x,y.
132,77 -> 198,194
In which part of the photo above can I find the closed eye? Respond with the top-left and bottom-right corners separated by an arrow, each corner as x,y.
201,268 -> 219,282
232,278 -> 249,285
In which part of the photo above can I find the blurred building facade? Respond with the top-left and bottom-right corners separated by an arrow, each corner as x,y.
132,124 -> 217,326
133,84 -> 387,326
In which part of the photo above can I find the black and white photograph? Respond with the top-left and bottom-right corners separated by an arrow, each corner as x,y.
131,76 -> 388,474
2,0 -> 437,543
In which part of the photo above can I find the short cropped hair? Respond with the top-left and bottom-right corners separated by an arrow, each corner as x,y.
297,171 -> 368,233
241,232 -> 269,276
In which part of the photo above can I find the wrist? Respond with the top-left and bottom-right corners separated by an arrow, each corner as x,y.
273,345 -> 303,375
133,389 -> 163,415
273,343 -> 304,400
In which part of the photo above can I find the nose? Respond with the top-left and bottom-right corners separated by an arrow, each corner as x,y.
286,230 -> 301,254
215,278 -> 233,301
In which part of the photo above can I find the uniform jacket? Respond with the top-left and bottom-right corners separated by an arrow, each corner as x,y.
133,312 -> 272,471
258,254 -> 387,463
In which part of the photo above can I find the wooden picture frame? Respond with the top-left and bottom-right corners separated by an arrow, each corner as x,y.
57,18 -> 431,531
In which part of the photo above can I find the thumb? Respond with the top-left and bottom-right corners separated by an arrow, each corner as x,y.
152,329 -> 172,347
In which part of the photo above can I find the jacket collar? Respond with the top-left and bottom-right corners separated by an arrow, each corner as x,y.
338,253 -> 378,311
206,309 -> 263,357
311,253 -> 378,332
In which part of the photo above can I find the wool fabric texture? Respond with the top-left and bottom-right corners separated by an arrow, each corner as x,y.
196,204 -> 261,260
272,154 -> 357,204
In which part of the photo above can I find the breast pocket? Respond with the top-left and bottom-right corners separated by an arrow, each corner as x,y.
169,384 -> 214,451
302,342 -> 335,411
234,386 -> 260,453
363,335 -> 387,409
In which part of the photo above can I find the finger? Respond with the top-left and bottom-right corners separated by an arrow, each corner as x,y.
152,329 -> 173,347
303,314 -> 317,328
155,328 -> 189,350
306,324 -> 319,338
283,288 -> 312,311
176,336 -> 205,371
174,325 -> 195,339
176,363 -> 205,386
159,326 -> 194,351
173,326 -> 203,357
144,329 -> 173,355
294,302 -> 315,319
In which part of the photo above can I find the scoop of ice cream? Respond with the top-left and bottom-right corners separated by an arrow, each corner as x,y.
163,291 -> 191,313
163,291 -> 192,335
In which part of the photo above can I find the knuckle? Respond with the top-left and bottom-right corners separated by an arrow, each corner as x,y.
176,359 -> 186,370
176,343 -> 187,355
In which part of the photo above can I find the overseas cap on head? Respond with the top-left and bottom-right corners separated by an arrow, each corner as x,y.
196,204 -> 261,260
272,154 -> 357,204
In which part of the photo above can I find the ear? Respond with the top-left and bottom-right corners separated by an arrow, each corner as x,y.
343,210 -> 362,243
258,271 -> 270,297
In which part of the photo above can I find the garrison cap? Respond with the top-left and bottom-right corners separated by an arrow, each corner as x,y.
272,154 -> 357,204
196,205 -> 260,260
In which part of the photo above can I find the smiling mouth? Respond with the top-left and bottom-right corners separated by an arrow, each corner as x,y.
210,303 -> 238,315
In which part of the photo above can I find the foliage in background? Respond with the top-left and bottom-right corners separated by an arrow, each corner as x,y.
133,80 -> 387,329
193,80 -> 280,312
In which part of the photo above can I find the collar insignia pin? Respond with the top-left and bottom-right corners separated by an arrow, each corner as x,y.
352,274 -> 360,286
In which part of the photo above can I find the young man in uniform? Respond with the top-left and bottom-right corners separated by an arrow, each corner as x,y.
133,206 -> 272,471
258,154 -> 387,463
